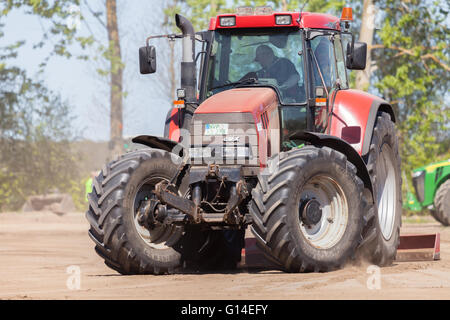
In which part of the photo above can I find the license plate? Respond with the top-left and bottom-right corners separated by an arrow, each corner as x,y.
204,123 -> 228,136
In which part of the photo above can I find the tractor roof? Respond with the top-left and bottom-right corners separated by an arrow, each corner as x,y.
413,159 -> 450,173
209,12 -> 341,31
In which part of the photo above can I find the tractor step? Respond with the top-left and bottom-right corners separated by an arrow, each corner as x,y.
240,233 -> 441,269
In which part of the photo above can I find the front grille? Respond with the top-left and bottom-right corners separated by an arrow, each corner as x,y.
190,113 -> 259,166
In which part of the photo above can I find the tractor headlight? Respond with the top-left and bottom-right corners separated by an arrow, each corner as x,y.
275,15 -> 292,25
189,147 -> 212,159
189,146 -> 251,160
412,170 -> 424,178
219,16 -> 236,27
222,147 -> 236,158
222,146 -> 251,159
236,146 -> 250,158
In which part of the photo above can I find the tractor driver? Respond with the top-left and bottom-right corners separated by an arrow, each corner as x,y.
253,45 -> 301,100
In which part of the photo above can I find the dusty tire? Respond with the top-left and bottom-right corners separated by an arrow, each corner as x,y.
86,149 -> 242,274
249,146 -> 374,272
433,179 -> 450,226
363,112 -> 402,266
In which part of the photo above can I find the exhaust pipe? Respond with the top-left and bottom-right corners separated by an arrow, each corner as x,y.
175,14 -> 196,104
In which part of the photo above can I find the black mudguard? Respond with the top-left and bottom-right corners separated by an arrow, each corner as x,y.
132,135 -> 184,157
361,100 -> 396,156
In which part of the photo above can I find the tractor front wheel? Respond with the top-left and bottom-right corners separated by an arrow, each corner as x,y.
85,149 -> 243,275
249,146 -> 374,272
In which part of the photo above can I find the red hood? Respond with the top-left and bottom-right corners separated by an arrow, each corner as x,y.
195,88 -> 278,118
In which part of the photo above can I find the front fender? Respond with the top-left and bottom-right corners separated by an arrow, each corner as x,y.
291,131 -> 374,195
132,135 -> 183,157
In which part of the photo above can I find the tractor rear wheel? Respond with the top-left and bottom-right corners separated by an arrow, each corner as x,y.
432,179 -> 450,226
363,112 -> 403,266
86,149 -> 242,274
249,146 -> 374,272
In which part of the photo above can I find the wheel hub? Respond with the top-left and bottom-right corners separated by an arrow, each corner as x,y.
298,175 -> 348,249
300,199 -> 322,226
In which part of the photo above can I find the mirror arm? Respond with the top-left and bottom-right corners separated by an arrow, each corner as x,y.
145,33 -> 183,47
195,51 -> 207,63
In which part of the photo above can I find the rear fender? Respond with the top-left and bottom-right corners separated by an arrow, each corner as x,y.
292,131 -> 374,195
329,89 -> 395,156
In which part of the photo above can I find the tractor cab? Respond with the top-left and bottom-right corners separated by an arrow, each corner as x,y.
140,7 -> 367,157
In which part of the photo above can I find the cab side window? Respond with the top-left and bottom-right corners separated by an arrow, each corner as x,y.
333,35 -> 348,89
310,36 -> 336,92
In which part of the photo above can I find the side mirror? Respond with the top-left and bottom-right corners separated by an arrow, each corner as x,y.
139,46 -> 156,74
346,42 -> 367,70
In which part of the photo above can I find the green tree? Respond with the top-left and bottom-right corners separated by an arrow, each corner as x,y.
0,65 -> 81,210
2,1 -> 127,160
1,0 -> 93,65
183,0 -> 230,30
0,3 -> 83,211
372,0 -> 450,177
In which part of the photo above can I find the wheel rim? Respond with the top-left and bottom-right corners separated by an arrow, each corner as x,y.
376,144 -> 397,240
132,176 -> 182,250
298,175 -> 348,249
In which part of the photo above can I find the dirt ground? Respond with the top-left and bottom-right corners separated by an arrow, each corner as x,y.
0,211 -> 449,300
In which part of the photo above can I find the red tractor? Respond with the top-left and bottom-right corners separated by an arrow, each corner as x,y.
86,7 -> 402,274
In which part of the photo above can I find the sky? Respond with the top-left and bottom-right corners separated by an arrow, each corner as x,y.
1,0 -> 174,142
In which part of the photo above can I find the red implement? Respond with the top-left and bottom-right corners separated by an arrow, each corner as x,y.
240,237 -> 279,269
241,233 -> 441,268
395,233 -> 440,262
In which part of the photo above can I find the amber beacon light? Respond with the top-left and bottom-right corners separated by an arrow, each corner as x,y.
341,7 -> 353,21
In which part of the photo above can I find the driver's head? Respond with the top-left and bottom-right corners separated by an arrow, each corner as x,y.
254,45 -> 275,68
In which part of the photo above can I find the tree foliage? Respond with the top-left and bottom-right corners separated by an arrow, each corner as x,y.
0,4 -> 82,211
0,65 -> 81,210
372,0 -> 450,177
1,0 -> 93,66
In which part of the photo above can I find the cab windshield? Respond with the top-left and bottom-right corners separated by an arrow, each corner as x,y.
206,28 -> 306,104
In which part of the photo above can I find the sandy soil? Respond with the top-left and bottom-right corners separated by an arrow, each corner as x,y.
0,211 -> 449,300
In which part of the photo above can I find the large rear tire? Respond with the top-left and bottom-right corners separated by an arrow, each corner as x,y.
432,179 -> 450,226
86,149 -> 242,274
249,146 -> 374,272
363,112 -> 403,266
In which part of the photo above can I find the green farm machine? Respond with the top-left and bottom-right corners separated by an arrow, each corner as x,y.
405,160 -> 450,225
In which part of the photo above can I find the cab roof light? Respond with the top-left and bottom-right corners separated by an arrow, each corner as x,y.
275,15 -> 292,25
236,6 -> 253,16
255,6 -> 273,15
341,7 -> 353,21
219,16 -> 236,27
